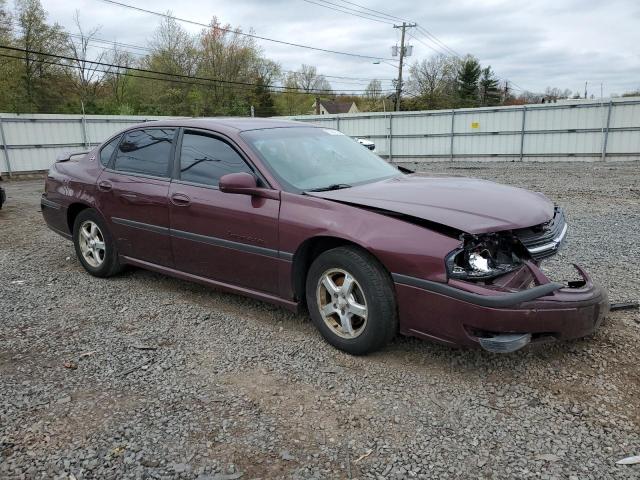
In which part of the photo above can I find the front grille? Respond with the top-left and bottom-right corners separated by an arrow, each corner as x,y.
514,207 -> 567,260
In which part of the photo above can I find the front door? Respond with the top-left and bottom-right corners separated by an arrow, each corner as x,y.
169,129 -> 281,294
96,127 -> 177,267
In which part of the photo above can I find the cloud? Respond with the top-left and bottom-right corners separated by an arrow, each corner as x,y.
41,0 -> 640,95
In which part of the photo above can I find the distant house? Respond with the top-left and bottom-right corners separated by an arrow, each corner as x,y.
311,100 -> 359,115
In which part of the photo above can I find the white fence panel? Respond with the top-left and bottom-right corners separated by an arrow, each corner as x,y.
288,98 -> 640,162
0,113 -> 173,174
2,98 -> 639,175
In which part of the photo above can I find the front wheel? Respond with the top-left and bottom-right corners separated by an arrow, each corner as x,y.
305,246 -> 398,355
73,208 -> 123,278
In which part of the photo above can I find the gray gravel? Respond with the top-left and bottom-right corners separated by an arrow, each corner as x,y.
1,161 -> 639,479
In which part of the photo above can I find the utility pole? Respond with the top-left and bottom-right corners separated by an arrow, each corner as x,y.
392,22 -> 416,111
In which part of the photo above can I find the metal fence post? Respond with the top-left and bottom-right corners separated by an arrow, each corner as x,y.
388,112 -> 393,162
336,116 -> 340,132
0,116 -> 12,177
449,109 -> 455,161
519,106 -> 527,161
601,100 -> 613,161
80,101 -> 89,148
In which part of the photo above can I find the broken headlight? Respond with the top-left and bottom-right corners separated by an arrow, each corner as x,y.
446,233 -> 525,280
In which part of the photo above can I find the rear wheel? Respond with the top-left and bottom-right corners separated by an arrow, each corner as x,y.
73,208 -> 122,277
305,246 -> 398,355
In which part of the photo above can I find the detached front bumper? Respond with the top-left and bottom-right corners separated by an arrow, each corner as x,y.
393,263 -> 608,352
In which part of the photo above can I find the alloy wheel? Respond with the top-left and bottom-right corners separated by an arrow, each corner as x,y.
78,220 -> 106,268
316,268 -> 368,339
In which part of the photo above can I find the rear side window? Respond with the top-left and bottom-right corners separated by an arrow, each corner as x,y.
99,135 -> 121,166
179,131 -> 253,186
113,128 -> 175,177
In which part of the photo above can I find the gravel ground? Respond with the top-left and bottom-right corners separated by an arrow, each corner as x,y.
1,161 -> 639,480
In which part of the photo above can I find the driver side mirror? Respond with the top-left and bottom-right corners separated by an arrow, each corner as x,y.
218,172 -> 279,200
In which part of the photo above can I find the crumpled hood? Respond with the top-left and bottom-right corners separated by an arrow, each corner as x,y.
308,175 -> 555,234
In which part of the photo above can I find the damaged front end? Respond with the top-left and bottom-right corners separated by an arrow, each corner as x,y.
440,207 -> 608,353
446,207 -> 568,282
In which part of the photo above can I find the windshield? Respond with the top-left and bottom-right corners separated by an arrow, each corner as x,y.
240,127 -> 400,192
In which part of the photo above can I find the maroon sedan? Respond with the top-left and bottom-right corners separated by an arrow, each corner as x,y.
42,118 -> 608,354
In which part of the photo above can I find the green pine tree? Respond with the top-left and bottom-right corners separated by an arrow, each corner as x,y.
252,77 -> 277,117
457,56 -> 481,107
479,66 -> 501,106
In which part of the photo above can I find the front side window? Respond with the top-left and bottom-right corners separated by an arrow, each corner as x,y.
113,128 -> 175,177
241,127 -> 399,192
99,135 -> 121,166
179,131 -> 253,186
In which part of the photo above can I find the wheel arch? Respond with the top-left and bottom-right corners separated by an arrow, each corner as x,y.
66,202 -> 93,233
291,235 -> 389,307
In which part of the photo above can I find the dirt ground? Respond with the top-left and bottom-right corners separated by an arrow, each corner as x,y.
0,161 -> 639,479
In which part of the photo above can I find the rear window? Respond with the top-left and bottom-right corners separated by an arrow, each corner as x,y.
99,135 -> 121,166
113,128 -> 176,177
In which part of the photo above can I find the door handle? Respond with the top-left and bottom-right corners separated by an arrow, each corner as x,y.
170,192 -> 191,206
98,180 -> 112,192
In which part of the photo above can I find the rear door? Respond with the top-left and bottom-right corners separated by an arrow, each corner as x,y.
168,128 -> 281,294
96,127 -> 177,267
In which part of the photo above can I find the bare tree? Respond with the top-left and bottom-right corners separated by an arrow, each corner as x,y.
66,11 -> 106,109
253,58 -> 281,87
365,79 -> 382,100
104,45 -> 135,108
406,54 -> 457,109
543,87 -> 572,102
149,14 -> 198,76
293,64 -> 332,93
198,18 -> 253,114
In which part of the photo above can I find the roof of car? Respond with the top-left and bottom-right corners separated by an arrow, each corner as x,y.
129,117 -> 313,133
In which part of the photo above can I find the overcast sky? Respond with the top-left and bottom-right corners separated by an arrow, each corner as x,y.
39,0 -> 640,96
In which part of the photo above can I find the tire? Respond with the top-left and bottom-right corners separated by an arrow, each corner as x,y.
305,246 -> 398,355
73,208 -> 123,278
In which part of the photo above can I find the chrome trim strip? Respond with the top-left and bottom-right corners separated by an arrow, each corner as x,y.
392,273 -> 563,308
112,217 -> 169,235
527,223 -> 568,254
171,228 -> 279,259
110,216 -> 294,260
278,251 -> 294,261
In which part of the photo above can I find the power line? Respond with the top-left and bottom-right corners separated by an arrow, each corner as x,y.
66,36 -> 393,86
0,45 -> 395,95
334,0 -> 408,22
70,37 -> 394,86
322,0 -> 526,91
9,18 -> 395,86
95,0 -> 393,61
328,1 -> 462,58
301,0 -> 395,24
414,27 -> 461,58
407,32 -> 450,57
303,1 -> 460,60
0,51 -> 392,98
0,51 -> 230,90
65,32 -> 395,83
